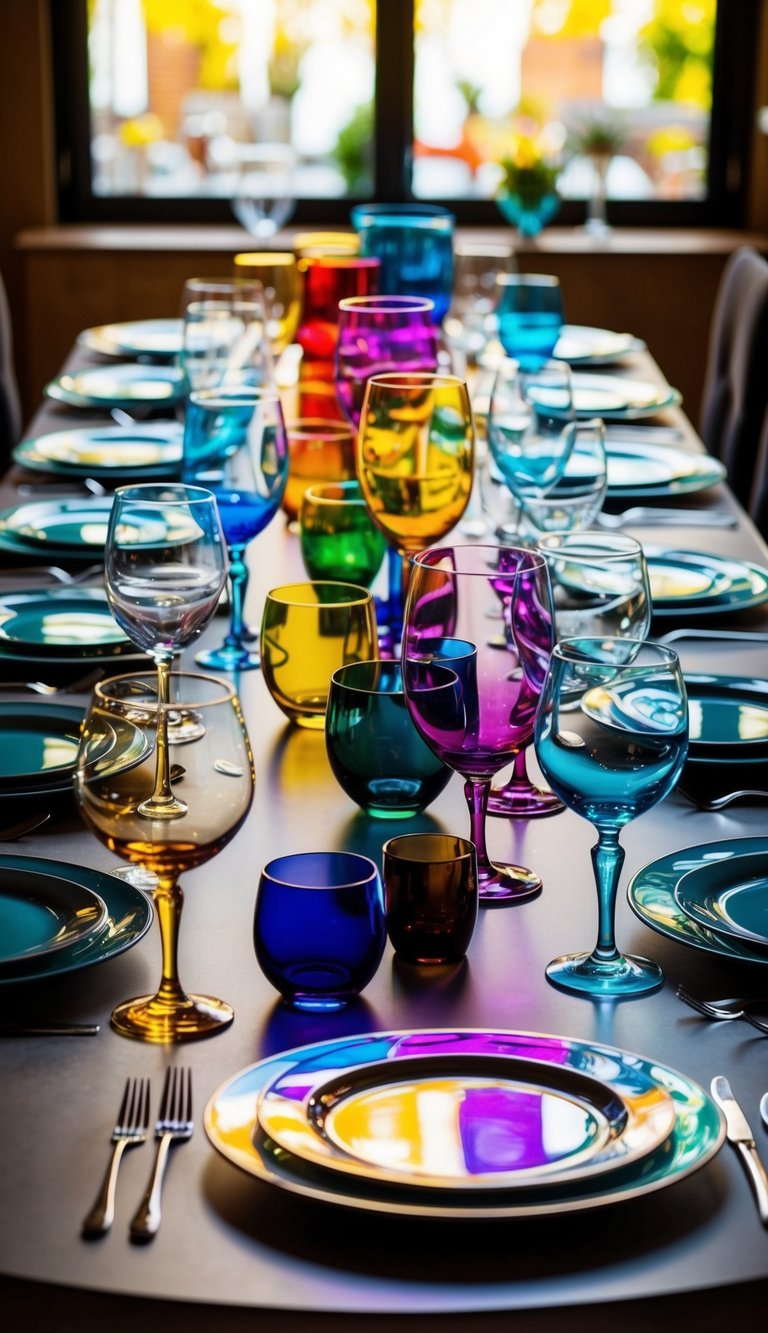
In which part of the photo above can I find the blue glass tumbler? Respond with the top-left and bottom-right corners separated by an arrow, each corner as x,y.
325,660 -> 453,819
495,274 -> 563,371
254,851 -> 387,1010
350,204 -> 455,324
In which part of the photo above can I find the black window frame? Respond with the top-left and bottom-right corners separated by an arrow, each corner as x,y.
51,0 -> 758,228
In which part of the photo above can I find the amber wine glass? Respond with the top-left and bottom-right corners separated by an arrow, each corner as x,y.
356,372 -> 474,641
75,671 -> 254,1043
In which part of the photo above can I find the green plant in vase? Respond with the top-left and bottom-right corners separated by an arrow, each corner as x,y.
496,136 -> 561,239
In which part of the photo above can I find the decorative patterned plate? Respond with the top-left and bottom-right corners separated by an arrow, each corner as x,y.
0,588 -> 130,659
0,703 -> 84,794
0,864 -> 107,971
674,852 -> 768,950
44,363 -> 186,410
205,1029 -> 723,1220
628,836 -> 768,965
78,319 -> 182,361
554,326 -> 646,366
257,1035 -> 675,1192
606,442 -> 726,498
648,550 -> 768,617
13,423 -> 183,479
685,674 -> 768,759
0,855 -> 153,985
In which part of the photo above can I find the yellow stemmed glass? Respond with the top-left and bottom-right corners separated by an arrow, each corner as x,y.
75,671 -> 254,1043
355,372 -> 475,641
233,251 -> 302,355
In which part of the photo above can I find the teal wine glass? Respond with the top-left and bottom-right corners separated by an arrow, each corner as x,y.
299,481 -> 387,587
534,638 -> 688,997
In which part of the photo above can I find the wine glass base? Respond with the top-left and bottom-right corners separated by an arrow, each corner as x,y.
196,644 -> 261,672
487,783 -> 564,818
137,794 -> 188,820
545,952 -> 664,998
110,992 -> 234,1043
479,862 -> 542,905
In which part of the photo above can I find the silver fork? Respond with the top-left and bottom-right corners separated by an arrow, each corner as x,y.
129,1067 -> 193,1242
677,787 -> 768,811
676,985 -> 768,1032
596,506 -> 736,529
81,1077 -> 150,1238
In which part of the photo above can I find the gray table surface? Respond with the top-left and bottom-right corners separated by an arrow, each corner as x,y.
1,345 -> 767,1329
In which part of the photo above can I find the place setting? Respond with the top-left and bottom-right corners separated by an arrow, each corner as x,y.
12,421 -> 183,482
44,363 -> 187,412
77,318 -> 183,362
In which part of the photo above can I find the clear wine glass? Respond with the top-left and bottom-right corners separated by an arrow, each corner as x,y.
183,385 -> 289,672
230,143 -> 296,239
401,545 -> 555,903
536,532 -> 652,645
75,671 -> 254,1042
487,358 -> 575,506
534,638 -> 688,996
104,483 -> 228,819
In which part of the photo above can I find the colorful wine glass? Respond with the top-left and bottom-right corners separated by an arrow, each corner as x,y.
300,481 -> 386,586
401,545 -> 555,903
350,204 -> 455,323
295,256 -> 380,362
183,385 -> 288,672
233,251 -> 302,355
75,671 -> 254,1041
534,638 -> 688,996
282,418 -> 357,525
104,483 -> 228,820
495,274 -> 564,370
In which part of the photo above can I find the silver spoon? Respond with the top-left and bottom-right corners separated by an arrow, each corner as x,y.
678,787 -> 768,811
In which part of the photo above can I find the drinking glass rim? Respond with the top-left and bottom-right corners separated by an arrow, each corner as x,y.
351,203 -> 455,228
266,580 -> 374,608
537,533 -> 643,560
383,832 -> 476,865
112,482 -> 218,508
330,659 -> 403,695
261,849 -> 379,891
367,371 -> 466,390
298,256 -> 381,271
93,669 -> 237,711
410,544 -> 548,576
188,385 -> 283,408
338,295 -> 435,315
551,637 -> 679,667
303,480 -> 365,506
234,250 -> 297,267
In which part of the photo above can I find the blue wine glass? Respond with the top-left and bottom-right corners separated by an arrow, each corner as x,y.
534,638 -> 688,997
495,274 -> 563,370
350,204 -> 455,324
183,385 -> 288,671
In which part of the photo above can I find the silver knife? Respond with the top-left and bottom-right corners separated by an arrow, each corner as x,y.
711,1076 -> 768,1226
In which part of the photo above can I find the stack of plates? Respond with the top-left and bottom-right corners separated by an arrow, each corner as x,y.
629,835 -> 768,965
528,373 -> 682,421
13,422 -> 183,481
0,854 -> 153,985
0,703 -> 85,803
0,497 -> 116,564
78,319 -> 182,361
681,674 -> 768,795
205,1028 -> 723,1219
0,588 -> 146,677
44,363 -> 186,410
648,549 -> 768,617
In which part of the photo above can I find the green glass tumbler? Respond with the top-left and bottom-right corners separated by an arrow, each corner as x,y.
300,480 -> 387,587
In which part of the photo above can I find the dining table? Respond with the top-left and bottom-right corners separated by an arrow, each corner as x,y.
0,330 -> 767,1331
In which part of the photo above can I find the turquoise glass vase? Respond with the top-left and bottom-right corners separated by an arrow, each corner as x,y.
496,192 -> 560,238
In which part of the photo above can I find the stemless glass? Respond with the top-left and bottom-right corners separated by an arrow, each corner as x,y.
401,545 -> 555,903
180,294 -> 273,393
351,204 -> 455,323
182,385 -> 289,672
282,419 -> 357,525
75,671 -> 254,1041
495,274 -> 564,370
260,582 -> 379,729
356,372 -> 475,645
104,484 -> 228,819
300,481 -> 386,587
295,256 -> 380,362
233,251 -> 302,355
505,421 -> 608,541
535,638 -> 688,997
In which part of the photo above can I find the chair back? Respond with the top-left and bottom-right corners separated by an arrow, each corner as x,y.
0,270 -> 21,469
748,404 -> 768,541
700,246 -> 768,507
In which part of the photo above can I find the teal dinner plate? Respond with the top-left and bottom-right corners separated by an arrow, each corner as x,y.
205,1029 -> 723,1219
78,319 -> 182,361
0,703 -> 83,793
0,497 -> 116,552
647,549 -> 768,617
0,588 -> 130,659
529,374 -> 681,421
685,674 -> 768,759
0,864 -> 107,970
554,325 -> 646,366
0,854 -> 153,984
674,853 -> 768,950
628,836 -> 768,964
44,363 -> 186,410
13,422 -> 183,479
606,442 -> 726,498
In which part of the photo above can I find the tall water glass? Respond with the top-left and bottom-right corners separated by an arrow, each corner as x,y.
295,256 -> 380,362
534,639 -> 688,996
351,204 -> 455,323
401,545 -> 555,903
496,275 -> 563,370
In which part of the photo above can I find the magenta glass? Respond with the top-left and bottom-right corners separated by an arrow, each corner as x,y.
335,296 -> 440,429
401,545 -> 555,904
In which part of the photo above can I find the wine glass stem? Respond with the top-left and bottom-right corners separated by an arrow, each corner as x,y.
224,545 -> 249,651
152,874 -> 191,1006
590,831 -> 624,963
464,777 -> 494,879
149,659 -> 175,805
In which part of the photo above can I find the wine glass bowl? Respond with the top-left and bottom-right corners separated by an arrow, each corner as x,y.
230,142 -> 296,239
75,671 -> 254,1042
233,251 -> 302,355
300,481 -> 386,586
282,419 -> 357,524
534,638 -> 688,996
495,274 -> 564,370
536,532 -> 652,644
335,296 -> 439,428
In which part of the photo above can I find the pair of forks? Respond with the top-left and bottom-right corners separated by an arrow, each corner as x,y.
81,1067 -> 193,1242
676,985 -> 768,1034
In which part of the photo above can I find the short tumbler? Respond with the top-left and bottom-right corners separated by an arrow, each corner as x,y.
382,833 -> 478,964
254,850 -> 387,1010
326,661 -> 453,818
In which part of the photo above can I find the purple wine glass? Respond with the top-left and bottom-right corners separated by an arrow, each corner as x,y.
401,545 -> 555,904
336,296 -> 439,654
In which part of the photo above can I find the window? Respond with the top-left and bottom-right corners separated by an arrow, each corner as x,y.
52,0 -> 758,226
